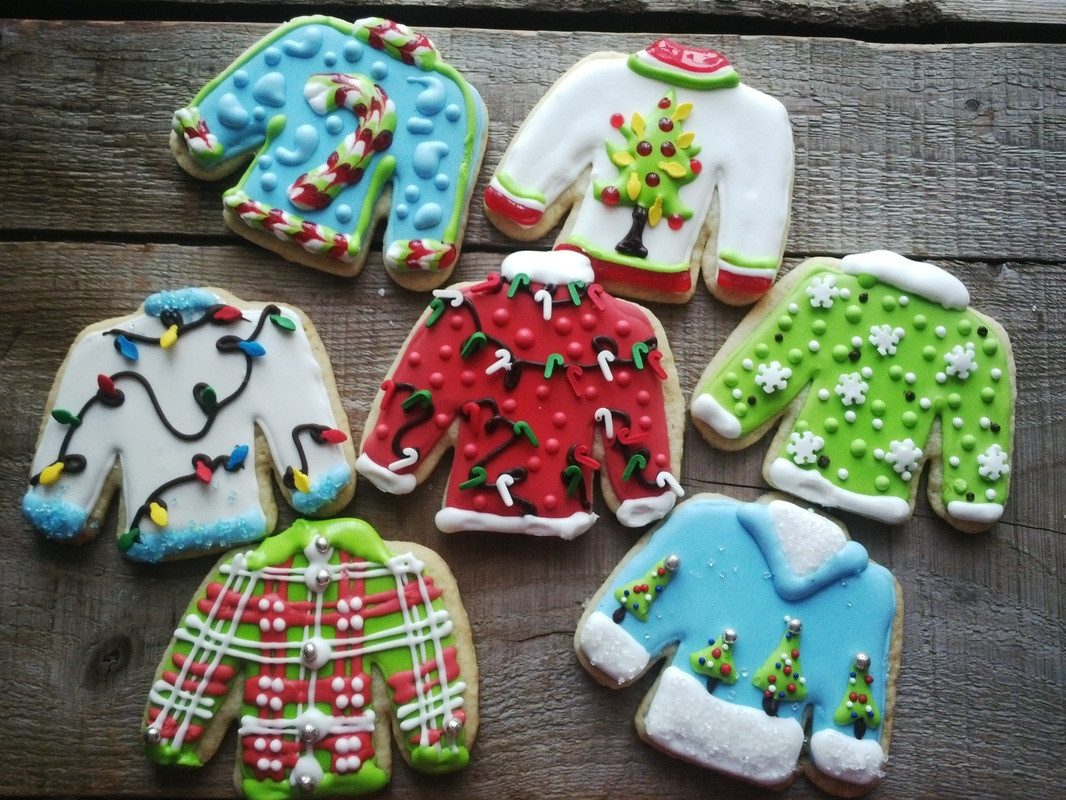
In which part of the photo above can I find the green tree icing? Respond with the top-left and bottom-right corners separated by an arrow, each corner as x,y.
832,654 -> 881,739
752,617 -> 807,716
595,90 -> 702,259
612,555 -> 680,623
690,629 -> 738,692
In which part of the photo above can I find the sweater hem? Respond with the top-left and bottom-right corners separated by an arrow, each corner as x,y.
435,506 -> 598,539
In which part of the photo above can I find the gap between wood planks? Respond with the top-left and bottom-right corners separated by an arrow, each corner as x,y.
2,1 -> 1065,44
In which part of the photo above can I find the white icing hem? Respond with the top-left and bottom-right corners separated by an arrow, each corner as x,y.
500,249 -> 595,286
644,667 -> 804,787
767,458 -> 912,523
691,393 -> 742,439
717,259 -> 777,281
841,250 -> 970,310
487,175 -> 546,215
617,490 -> 677,527
355,453 -> 417,495
577,610 -> 650,684
435,506 -> 598,539
808,729 -> 885,786
947,500 -> 1004,524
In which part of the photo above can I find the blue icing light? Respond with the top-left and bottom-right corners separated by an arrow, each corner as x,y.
238,340 -> 266,357
409,76 -> 446,116
261,172 -> 278,191
413,141 -> 449,179
218,93 -> 249,130
434,173 -> 450,191
124,509 -> 268,563
444,103 -> 462,122
291,464 -> 352,514
335,204 -> 353,224
264,47 -> 282,66
405,184 -> 420,202
413,203 -> 443,230
325,114 -> 343,135
253,72 -> 286,108
233,69 -> 250,89
324,51 -> 337,67
22,492 -> 87,540
282,25 -> 323,58
144,288 -> 222,317
343,40 -> 363,62
406,117 -> 434,135
395,204 -> 408,220
275,124 -> 319,166
370,60 -> 388,80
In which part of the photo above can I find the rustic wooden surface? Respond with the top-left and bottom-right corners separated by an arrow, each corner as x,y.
0,7 -> 1064,800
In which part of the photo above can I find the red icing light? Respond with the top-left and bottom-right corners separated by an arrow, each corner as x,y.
212,305 -> 243,322
195,461 -> 213,484
610,113 -> 624,128
97,373 -> 118,397
319,428 -> 348,444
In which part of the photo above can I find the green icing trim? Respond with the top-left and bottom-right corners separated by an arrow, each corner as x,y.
247,517 -> 393,569
351,154 -> 397,256
626,54 -> 740,90
495,171 -> 546,205
567,234 -> 689,274
243,761 -> 390,800
719,249 -> 780,271
411,742 -> 471,773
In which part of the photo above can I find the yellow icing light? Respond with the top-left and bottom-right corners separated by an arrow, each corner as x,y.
160,324 -> 179,349
648,196 -> 663,227
149,502 -> 168,527
659,160 -> 687,179
678,132 -> 695,148
39,461 -> 64,485
673,102 -> 693,121
626,171 -> 641,201
611,151 -> 635,167
631,112 -> 645,136
292,468 -> 311,494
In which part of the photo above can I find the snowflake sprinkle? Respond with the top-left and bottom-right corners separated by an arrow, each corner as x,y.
884,438 -> 924,479
786,431 -> 825,465
868,324 -> 905,356
806,274 -> 840,309
944,342 -> 978,380
834,372 -> 869,406
754,361 -> 793,394
977,443 -> 1010,481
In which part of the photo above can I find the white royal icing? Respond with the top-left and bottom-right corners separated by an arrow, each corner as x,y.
577,610 -> 650,683
500,249 -> 595,286
808,729 -> 886,786
841,250 -> 970,310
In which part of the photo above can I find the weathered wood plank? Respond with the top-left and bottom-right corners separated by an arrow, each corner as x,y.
0,241 -> 1062,798
1,21 -> 1064,262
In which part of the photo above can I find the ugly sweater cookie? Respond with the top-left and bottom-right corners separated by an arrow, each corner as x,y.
23,289 -> 355,562
485,39 -> 793,304
576,495 -> 902,795
357,250 -> 685,539
172,16 -> 488,289
691,251 -> 1015,531
144,518 -> 476,799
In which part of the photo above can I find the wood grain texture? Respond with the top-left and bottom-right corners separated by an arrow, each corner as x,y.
0,243 -> 1063,799
1,21 -> 1065,262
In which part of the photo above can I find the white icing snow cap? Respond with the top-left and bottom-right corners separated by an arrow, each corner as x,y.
841,249 -> 970,309
500,250 -> 595,285
767,500 -> 847,576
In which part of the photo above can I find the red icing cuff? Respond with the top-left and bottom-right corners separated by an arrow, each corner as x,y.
555,244 -> 693,294
643,39 -> 732,74
716,266 -> 774,297
484,185 -> 543,228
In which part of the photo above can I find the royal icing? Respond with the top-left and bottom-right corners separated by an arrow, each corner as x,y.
173,16 -> 487,282
357,250 -> 684,539
485,40 -> 793,301
23,289 -> 354,562
144,518 -> 473,799
691,252 -> 1014,529
576,495 -> 899,792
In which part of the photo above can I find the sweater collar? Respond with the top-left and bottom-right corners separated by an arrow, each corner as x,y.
500,250 -> 595,286
627,39 -> 741,90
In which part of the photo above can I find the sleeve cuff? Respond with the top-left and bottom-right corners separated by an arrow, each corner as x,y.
577,610 -> 650,684
617,489 -> 678,527
356,453 -> 418,495
691,392 -> 742,439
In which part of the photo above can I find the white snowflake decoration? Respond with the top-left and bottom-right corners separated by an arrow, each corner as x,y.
869,324 -> 905,356
834,372 -> 869,406
806,274 -> 840,308
754,361 -> 793,394
977,443 -> 1010,481
944,342 -> 978,379
786,431 -> 825,465
885,438 -> 924,480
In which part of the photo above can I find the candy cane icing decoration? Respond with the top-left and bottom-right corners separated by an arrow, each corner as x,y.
288,74 -> 397,211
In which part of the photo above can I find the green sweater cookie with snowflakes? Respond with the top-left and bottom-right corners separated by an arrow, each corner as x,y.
691,251 -> 1013,531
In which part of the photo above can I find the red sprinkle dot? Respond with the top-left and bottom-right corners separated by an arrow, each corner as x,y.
765,690 -> 773,698
658,118 -> 674,132
658,97 -> 671,109
515,327 -> 535,349
849,692 -> 858,702
501,398 -> 517,414
600,186 -> 620,206
580,313 -> 598,330
787,683 -> 796,693
536,384 -> 551,400
544,494 -> 558,510
636,390 -> 651,406
668,214 -> 684,230
660,141 -> 676,157
616,370 -> 632,387
583,386 -> 598,401
711,648 -> 722,658
783,665 -> 792,676
767,675 -> 776,684
636,141 -> 653,157
449,314 -> 465,330
460,370 -> 476,386
552,412 -> 567,428
553,316 -> 573,335
639,415 -> 653,430
610,113 -> 624,128
690,158 -> 702,174
858,694 -> 868,704
645,172 -> 661,187
463,444 -> 478,459
406,352 -> 422,367
375,424 -> 389,440
615,320 -> 632,337
429,372 -> 445,388
791,649 -> 799,659
721,664 -> 732,676
527,456 -> 542,472
438,344 -> 453,361
492,308 -> 510,327
544,438 -> 560,455
865,675 -> 874,684
567,341 -> 584,359
473,494 -> 487,510
434,413 -> 450,429
655,453 -> 668,468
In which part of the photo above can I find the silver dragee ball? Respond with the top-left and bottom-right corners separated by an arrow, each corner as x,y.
788,617 -> 803,634
663,554 -> 682,572
299,723 -> 320,743
295,774 -> 317,793
144,727 -> 161,745
301,642 -> 318,663
723,628 -> 738,644
314,536 -> 330,553
854,652 -> 872,671
443,717 -> 464,738
315,568 -> 331,586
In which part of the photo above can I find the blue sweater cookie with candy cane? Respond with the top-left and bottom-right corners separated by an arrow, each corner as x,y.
172,16 -> 488,289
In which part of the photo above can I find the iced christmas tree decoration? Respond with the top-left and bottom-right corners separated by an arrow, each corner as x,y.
143,518 -> 477,797
612,554 -> 681,622
171,16 -> 488,290
691,250 -> 1015,532
485,40 -> 793,305
22,288 -> 355,562
576,494 -> 902,795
